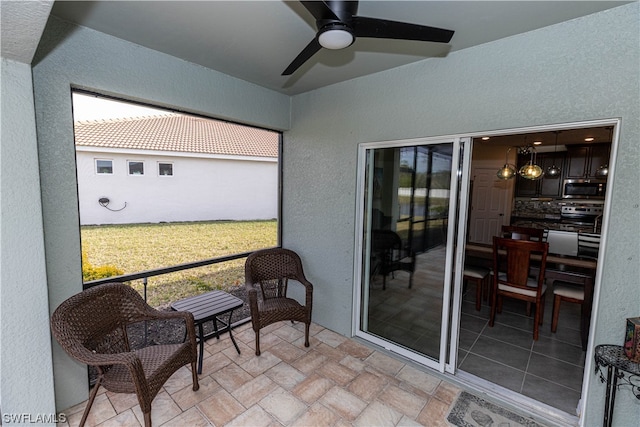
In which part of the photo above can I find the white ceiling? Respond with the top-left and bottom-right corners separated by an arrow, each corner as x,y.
50,1 -> 630,96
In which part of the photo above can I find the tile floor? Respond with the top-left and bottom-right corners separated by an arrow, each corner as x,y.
458,282 -> 586,415
59,321 -> 465,427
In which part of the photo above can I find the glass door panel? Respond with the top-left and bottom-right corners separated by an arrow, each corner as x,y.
355,137 -> 468,371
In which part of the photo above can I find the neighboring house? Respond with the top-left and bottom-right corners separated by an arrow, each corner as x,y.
74,114 -> 279,225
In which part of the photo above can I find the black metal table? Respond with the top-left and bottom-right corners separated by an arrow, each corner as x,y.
171,290 -> 243,374
594,344 -> 640,427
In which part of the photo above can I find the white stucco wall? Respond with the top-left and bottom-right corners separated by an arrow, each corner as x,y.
76,150 -> 278,225
286,4 -> 639,426
1,58 -> 56,421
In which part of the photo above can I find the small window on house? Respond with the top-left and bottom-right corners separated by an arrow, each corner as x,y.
158,162 -> 173,176
128,161 -> 144,175
96,159 -> 113,174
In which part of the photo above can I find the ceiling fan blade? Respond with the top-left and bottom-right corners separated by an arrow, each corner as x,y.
300,1 -> 340,21
282,38 -> 322,76
352,16 -> 454,44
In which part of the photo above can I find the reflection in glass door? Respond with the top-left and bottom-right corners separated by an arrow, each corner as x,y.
355,137 -> 469,372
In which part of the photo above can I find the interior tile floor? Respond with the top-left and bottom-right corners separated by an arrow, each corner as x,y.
59,321 -> 466,427
364,244 -> 587,417
458,283 -> 586,416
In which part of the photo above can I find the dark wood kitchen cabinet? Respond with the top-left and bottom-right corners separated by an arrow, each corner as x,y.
565,143 -> 610,178
514,152 -> 565,197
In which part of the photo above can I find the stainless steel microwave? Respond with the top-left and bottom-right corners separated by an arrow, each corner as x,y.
562,178 -> 607,199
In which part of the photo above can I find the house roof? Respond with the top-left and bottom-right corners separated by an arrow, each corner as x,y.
74,114 -> 279,158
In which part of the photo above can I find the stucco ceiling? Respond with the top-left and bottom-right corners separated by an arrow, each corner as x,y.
49,1 -> 630,96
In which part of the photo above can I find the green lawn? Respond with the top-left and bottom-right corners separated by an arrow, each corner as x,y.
81,220 -> 277,307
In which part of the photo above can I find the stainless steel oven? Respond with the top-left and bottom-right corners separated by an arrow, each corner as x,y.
562,178 -> 606,199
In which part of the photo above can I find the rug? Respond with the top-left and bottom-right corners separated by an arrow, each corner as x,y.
447,391 -> 545,427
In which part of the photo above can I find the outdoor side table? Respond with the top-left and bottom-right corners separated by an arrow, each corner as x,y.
594,344 -> 640,427
171,290 -> 243,374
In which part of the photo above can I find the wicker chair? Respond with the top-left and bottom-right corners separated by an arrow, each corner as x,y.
245,248 -> 313,356
50,283 -> 199,427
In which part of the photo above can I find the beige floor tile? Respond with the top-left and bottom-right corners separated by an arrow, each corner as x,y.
291,373 -> 334,404
353,401 -> 404,427
340,354 -> 368,373
396,364 -> 441,395
434,381 -> 461,405
222,340 -> 259,365
272,323 -> 305,343
348,371 -> 387,401
337,339 -> 375,359
66,393 -> 116,427
258,386 -> 308,425
290,402 -> 340,427
95,409 -> 141,427
416,397 -> 450,427
131,391 -> 182,427
104,391 -> 138,414
213,363 -> 254,393
225,404 -> 274,427
170,375 -> 221,411
163,365 -> 197,395
264,361 -> 306,390
314,328 -> 348,348
291,349 -> 328,375
378,385 -> 428,419
240,351 -> 282,376
319,386 -> 368,421
267,339 -> 307,363
397,415 -> 425,426
365,351 -> 406,376
318,360 -> 358,386
231,374 -> 278,407
200,350 -> 233,376
315,342 -> 349,362
197,389 -> 245,426
160,407 -> 210,427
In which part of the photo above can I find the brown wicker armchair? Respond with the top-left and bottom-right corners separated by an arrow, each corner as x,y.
50,283 -> 199,427
245,248 -> 313,356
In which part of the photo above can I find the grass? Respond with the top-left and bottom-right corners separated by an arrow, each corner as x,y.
81,220 -> 277,307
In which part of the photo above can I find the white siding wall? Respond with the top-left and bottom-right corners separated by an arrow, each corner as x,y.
76,150 -> 278,225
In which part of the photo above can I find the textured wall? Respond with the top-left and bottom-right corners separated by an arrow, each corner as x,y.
0,58 -> 56,420
32,17 -> 290,411
287,3 -> 639,425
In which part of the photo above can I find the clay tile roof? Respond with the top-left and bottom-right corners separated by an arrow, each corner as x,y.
74,114 -> 279,158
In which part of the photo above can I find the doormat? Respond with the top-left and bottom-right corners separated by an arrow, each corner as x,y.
447,391 -> 545,427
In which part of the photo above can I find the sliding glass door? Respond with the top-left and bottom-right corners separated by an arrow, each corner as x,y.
354,137 -> 470,372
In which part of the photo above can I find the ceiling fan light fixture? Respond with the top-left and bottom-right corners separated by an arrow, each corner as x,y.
318,25 -> 354,49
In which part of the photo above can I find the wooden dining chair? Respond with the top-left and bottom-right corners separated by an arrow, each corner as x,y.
489,236 -> 549,340
501,225 -> 545,242
550,232 -> 599,332
463,265 -> 490,311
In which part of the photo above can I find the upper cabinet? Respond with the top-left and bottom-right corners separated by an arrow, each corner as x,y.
565,143 -> 610,179
515,152 -> 565,198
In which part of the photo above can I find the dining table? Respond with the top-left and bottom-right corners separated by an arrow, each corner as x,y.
465,242 -> 597,351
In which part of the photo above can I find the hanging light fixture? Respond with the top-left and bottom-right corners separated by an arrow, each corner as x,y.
546,131 -> 562,177
595,127 -> 612,177
496,147 -> 517,180
518,138 -> 543,180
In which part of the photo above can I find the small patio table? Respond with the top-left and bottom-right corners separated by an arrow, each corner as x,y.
171,290 -> 243,374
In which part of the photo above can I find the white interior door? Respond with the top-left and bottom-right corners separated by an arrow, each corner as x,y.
467,168 -> 512,244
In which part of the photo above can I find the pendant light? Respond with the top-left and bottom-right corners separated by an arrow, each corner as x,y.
518,137 -> 543,180
595,127 -> 612,178
546,131 -> 562,177
496,147 -> 516,180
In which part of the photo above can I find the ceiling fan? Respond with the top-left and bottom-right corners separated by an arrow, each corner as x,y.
282,0 -> 455,76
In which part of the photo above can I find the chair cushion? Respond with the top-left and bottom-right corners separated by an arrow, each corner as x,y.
553,284 -> 584,300
497,273 -> 546,297
463,266 -> 489,279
